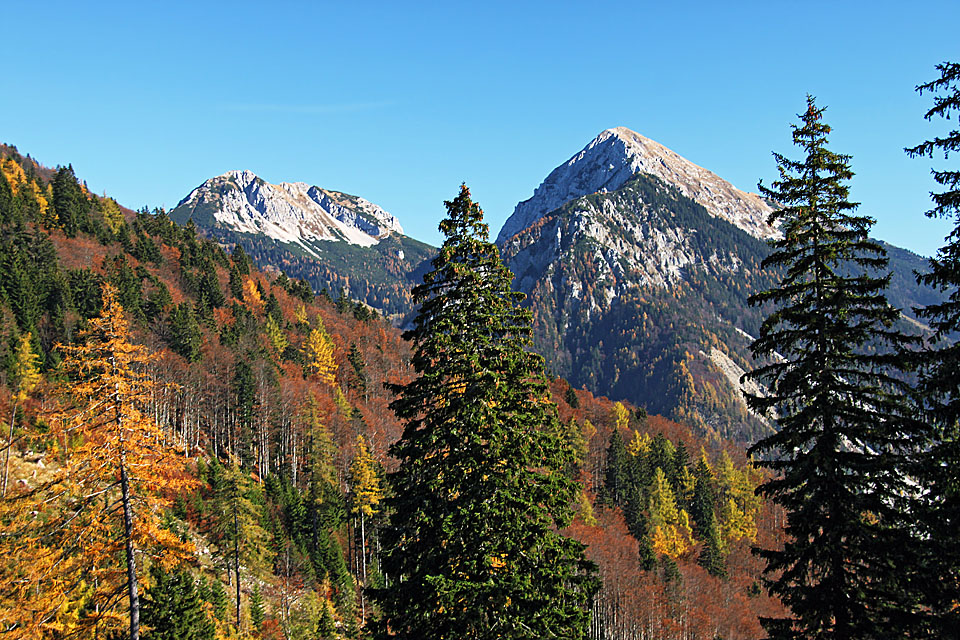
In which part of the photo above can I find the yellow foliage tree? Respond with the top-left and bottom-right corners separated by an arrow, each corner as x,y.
243,278 -> 263,310
648,467 -> 695,558
576,489 -> 598,526
612,401 -> 630,431
0,285 -> 195,639
715,450 -> 761,542
627,429 -> 651,457
0,158 -> 26,195
350,435 -> 383,519
294,302 -> 308,325
265,314 -> 288,356
720,497 -> 757,544
304,325 -> 337,385
26,181 -> 50,222
350,435 -> 383,587
98,196 -> 125,234
582,418 -> 597,443
2,333 -> 41,496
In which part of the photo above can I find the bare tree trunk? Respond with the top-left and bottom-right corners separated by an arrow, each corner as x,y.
119,451 -> 140,640
2,400 -> 19,497
113,359 -> 140,640
234,507 -> 241,629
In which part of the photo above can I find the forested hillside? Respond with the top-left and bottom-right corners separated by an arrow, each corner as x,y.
0,146 -> 782,638
502,171 -> 943,445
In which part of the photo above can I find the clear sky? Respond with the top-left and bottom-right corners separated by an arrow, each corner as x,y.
3,1 -> 958,256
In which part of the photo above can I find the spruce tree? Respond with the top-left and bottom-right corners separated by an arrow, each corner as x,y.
603,429 -> 632,507
141,565 -> 215,640
169,302 -> 202,362
744,97 -> 921,639
905,60 -> 960,635
373,185 -> 597,639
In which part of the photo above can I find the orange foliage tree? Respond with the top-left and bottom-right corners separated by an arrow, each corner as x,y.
0,285 -> 195,639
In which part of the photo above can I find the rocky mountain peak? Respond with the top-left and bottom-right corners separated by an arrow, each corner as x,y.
496,127 -> 777,245
171,170 -> 403,258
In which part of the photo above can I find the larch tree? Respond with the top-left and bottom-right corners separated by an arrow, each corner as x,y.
350,434 -> 382,589
303,322 -> 338,386
0,284 -> 194,639
373,185 -> 598,639
2,332 -> 41,496
209,458 -> 273,630
744,97 -> 923,639
905,60 -> 960,635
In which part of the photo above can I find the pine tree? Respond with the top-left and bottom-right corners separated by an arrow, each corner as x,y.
249,584 -> 266,635
745,96 -> 922,639
317,598 -> 338,639
905,60 -> 960,635
697,516 -> 727,579
689,455 -> 716,536
373,185 -> 597,639
51,165 -> 84,237
347,343 -> 368,397
169,302 -> 202,362
603,429 -> 632,507
141,565 -> 216,640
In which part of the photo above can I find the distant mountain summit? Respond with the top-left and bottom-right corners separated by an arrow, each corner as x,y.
497,127 -> 777,245
498,128 -> 940,443
170,171 -> 435,320
173,170 -> 403,257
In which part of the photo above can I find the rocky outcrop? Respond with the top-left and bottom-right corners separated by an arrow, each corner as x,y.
172,170 -> 403,257
497,127 -> 776,245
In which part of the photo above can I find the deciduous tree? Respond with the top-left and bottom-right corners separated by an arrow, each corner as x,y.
0,284 -> 194,639
2,332 -> 40,496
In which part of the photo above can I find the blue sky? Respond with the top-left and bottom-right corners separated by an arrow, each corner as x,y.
3,1 -> 958,256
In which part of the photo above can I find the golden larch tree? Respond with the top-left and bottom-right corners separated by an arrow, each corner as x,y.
303,323 -> 337,385
648,467 -> 695,558
2,332 -> 41,496
350,434 -> 382,589
0,284 -> 195,639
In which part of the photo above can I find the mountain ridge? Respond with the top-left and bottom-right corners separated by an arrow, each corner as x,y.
169,170 -> 435,319
497,127 -> 778,245
173,169 -> 404,256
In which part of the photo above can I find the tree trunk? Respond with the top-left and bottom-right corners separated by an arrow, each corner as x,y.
114,359 -> 140,640
234,506 -> 241,629
119,453 -> 140,640
360,512 -> 367,620
2,400 -> 19,497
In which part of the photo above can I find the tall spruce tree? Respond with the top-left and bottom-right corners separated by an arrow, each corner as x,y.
744,97 -> 921,639
906,61 -> 960,635
373,185 -> 597,639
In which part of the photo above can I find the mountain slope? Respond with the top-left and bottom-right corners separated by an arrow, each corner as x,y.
502,172 -> 776,441
0,144 -> 784,639
499,129 -> 944,443
170,170 -> 435,320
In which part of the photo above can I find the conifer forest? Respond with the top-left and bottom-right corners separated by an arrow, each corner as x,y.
0,62 -> 958,640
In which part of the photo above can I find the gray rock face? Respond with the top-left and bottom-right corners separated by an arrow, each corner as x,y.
173,170 -> 403,257
497,127 -> 776,245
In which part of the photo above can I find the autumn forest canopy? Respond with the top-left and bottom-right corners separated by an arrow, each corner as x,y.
0,61 -> 958,640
